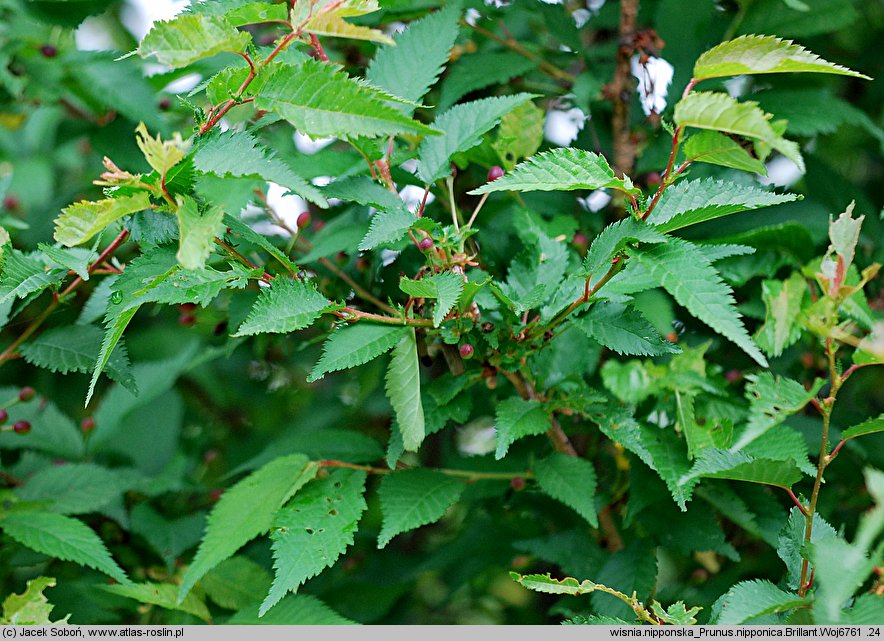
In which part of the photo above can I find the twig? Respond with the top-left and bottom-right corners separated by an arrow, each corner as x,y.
610,0 -> 639,177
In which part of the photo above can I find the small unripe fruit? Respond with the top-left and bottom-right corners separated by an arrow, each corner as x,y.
81,417 -> 96,433
39,44 -> 57,58
510,477 -> 526,491
487,165 -> 505,182
0,409 -> 7,425
158,98 -> 171,111
665,331 -> 678,343
178,313 -> 196,327
418,237 -> 434,251
485,375 -> 497,390
208,488 -> 224,502
179,302 -> 196,313
18,387 -> 36,402
724,370 -> 742,383
459,343 -> 474,359
296,211 -> 311,230
572,232 -> 588,249
13,420 -> 31,435
3,195 -> 19,211
204,449 -> 219,464
646,171 -> 662,186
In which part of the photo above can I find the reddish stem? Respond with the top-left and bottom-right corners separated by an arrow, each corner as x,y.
786,488 -> 808,517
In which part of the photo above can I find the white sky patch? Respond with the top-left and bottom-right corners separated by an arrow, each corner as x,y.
544,107 -> 586,146
758,156 -> 803,188
578,190 -> 613,212
465,8 -> 482,26
294,132 -> 335,154
75,17 -> 117,51
484,0 -> 511,7
630,55 -> 674,116
121,0 -> 189,40
457,417 -> 497,457
247,182 -> 308,238
163,72 -> 202,95
399,184 -> 435,212
724,75 -> 750,98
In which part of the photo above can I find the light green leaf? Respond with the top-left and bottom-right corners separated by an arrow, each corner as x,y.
680,449 -> 803,490
582,218 -> 666,278
576,301 -> 680,357
841,414 -> 884,441
493,100 -> 545,169
683,130 -> 768,174
385,327 -> 425,452
201,557 -> 271,611
187,1 -> 288,27
650,601 -> 703,626
0,249 -> 66,305
255,59 -> 438,139
303,11 -> 393,46
377,469 -> 465,548
1,512 -> 128,584
137,14 -> 251,68
0,577 -> 65,625
827,201 -> 864,271
178,454 -> 318,602
755,272 -> 807,357
694,35 -> 869,81
714,580 -> 806,625
102,583 -> 211,622
175,196 -> 224,270
633,239 -> 768,367
261,469 -> 367,615
510,572 -> 601,596
495,397 -> 549,460
399,272 -> 464,327
38,244 -> 94,281
777,507 -> 837,590
418,93 -> 534,183
733,373 -> 823,451
470,147 -> 639,196
308,324 -> 407,382
234,278 -> 332,337
135,122 -> 190,177
54,192 -> 150,247
359,207 -> 416,250
534,453 -> 598,527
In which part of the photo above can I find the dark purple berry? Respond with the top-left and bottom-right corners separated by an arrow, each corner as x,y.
487,165 -> 505,182
179,314 -> 196,327
0,409 -> 7,425
81,417 -> 96,434
13,420 -> 31,435
296,211 -> 311,230
459,343 -> 474,359
418,237 -> 434,251
39,44 -> 57,58
158,98 -> 171,111
18,387 -> 35,402
3,195 -> 19,211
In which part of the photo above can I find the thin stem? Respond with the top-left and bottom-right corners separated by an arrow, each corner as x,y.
786,488 -> 809,517
466,193 -> 489,228
319,459 -> 532,481
309,34 -> 329,61
447,177 -> 460,233
336,307 -> 433,328
318,257 -> 397,315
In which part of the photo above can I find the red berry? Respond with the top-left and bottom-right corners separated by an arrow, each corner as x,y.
459,343 -> 474,359
18,387 -> 35,402
208,488 -> 224,502
487,165 -> 505,182
418,237 -> 434,251
572,232 -> 588,249
158,98 -> 171,110
13,420 -> 31,435
0,409 -> 7,425
3,194 -> 19,211
296,211 -> 311,230
179,302 -> 197,313
39,44 -> 57,58
179,314 -> 196,327
355,257 -> 369,272
81,417 -> 96,433
665,331 -> 678,343
510,477 -> 526,491
646,171 -> 662,186
724,370 -> 742,383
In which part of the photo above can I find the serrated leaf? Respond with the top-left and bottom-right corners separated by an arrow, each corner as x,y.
230,594 -> 355,625
399,272 -> 464,327
842,414 -> 884,441
576,301 -> 680,357
777,507 -> 838,591
53,192 -> 150,248
743,426 -> 815,477
439,51 -> 537,113
495,397 -> 549,460
582,218 -> 666,278
418,94 -> 534,183
135,123 -> 190,177
137,14 -> 251,69
261,469 -> 367,615
223,213 -> 300,276
321,176 -> 416,250
633,239 -> 768,367
377,469 -> 465,548
178,454 -> 318,603
308,324 -> 407,382
0,577 -> 64,625
359,207 -> 416,250
645,178 -> 798,232
38,244 -> 95,281
683,130 -> 768,174
102,583 -> 211,622
187,1 -> 288,27
86,305 -> 140,406
234,278 -> 331,337
175,196 -> 224,270
15,463 -> 141,516
681,449 -> 802,490
755,272 -> 807,357
534,453 -> 598,527
714,580 -> 806,625
492,100 -> 545,169
194,130 -> 327,207
0,248 -> 60,306
385,327 -> 425,452
827,201 -> 864,271
303,12 -> 392,45
694,35 -> 869,81
650,601 -> 702,626
470,147 -> 639,196
255,59 -> 437,140
200,557 -> 271,611
366,2 -> 462,112
733,373 -> 823,451
674,92 -> 804,172
1,512 -> 128,584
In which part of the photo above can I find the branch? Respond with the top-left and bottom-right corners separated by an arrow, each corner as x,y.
609,0 -> 639,177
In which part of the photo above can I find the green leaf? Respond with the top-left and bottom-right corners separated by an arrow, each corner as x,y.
0,249 -> 64,305
842,414 -> 884,441
187,1 -> 288,27
175,196 -> 224,270
365,2 -> 462,111
683,130 -> 768,174
693,35 -> 869,81
102,583 -> 211,622
38,244 -> 94,281
777,507 -> 837,590
359,207 -> 416,250
714,580 -> 806,625
178,454 -> 318,602
377,469 -> 466,548
633,239 -> 768,366
733,373 -> 823,451
755,272 -> 807,357
385,327 -> 425,452
534,453 -> 598,527
223,213 -> 300,276
439,52 -> 537,113
201,557 -> 271,611
494,397 -> 549,460
230,594 -> 355,625
492,100 -> 545,169
680,449 -> 802,490
54,193 -> 150,247
14,463 -> 141,515
674,92 -> 804,172
645,178 -> 799,232
234,278 -> 332,337
418,94 -> 534,183
399,272 -> 464,327
1,512 -> 128,584
510,572 -> 601,596
135,123 -> 189,177
470,147 -> 639,196
576,301 -> 680,357
255,59 -> 438,140
129,505 -> 206,572
87,305 -> 140,406
308,324 -> 407,382
0,577 -> 65,625
137,14 -> 251,69
582,218 -> 666,278
193,130 -> 327,207
261,469 -> 368,615
302,10 -> 392,46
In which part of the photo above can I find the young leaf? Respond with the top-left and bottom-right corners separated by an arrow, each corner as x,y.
255,59 -> 438,140
576,301 -> 680,357
1,512 -> 129,584
0,577 -> 64,625
693,35 -> 870,81
187,1 -> 288,27
135,123 -> 190,177
302,11 -> 393,46
777,507 -> 838,590
261,469 -> 367,615
54,192 -> 151,247
633,239 -> 768,367
732,373 -> 823,451
510,573 -> 600,596
841,414 -> 884,441
385,327 -> 425,452
755,272 -> 807,357
582,218 -> 666,278
365,2 -> 462,111
137,14 -> 251,69
308,324 -> 408,382
493,100 -> 545,169
417,93 -> 534,184
645,178 -> 798,233
377,469 -> 466,548
470,147 -> 639,196
175,197 -> 224,270
713,580 -> 806,625
102,583 -> 211,622
178,454 -> 318,603
682,131 -> 768,175
494,397 -> 549,460
38,244 -> 94,281
680,449 -> 803,491
534,453 -> 598,527
234,278 -> 332,337
399,272 -> 464,327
